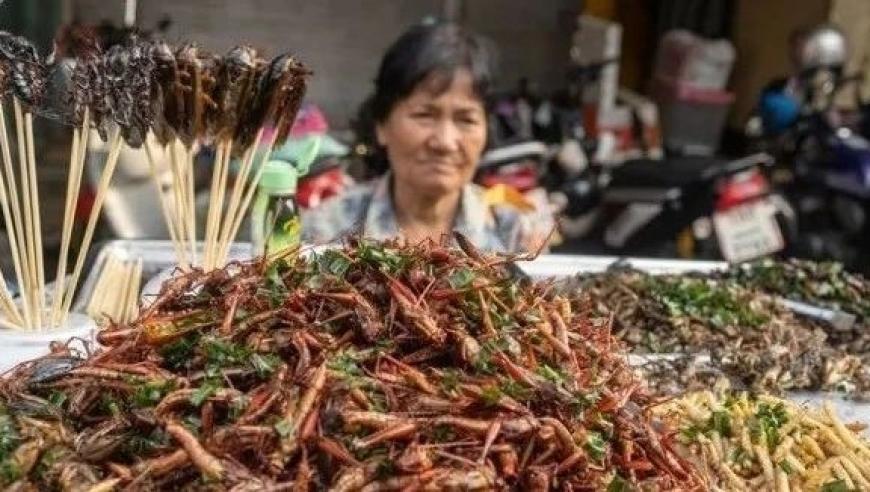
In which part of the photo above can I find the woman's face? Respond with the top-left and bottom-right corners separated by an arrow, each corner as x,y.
376,69 -> 487,199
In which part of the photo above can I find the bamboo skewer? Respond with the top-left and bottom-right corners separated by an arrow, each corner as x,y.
25,111 -> 44,325
185,146 -> 197,266
214,129 -> 263,267
0,108 -> 24,326
144,139 -> 187,266
13,100 -> 38,326
218,131 -> 279,265
60,131 -> 124,323
0,104 -> 29,328
50,119 -> 82,323
203,141 -> 225,270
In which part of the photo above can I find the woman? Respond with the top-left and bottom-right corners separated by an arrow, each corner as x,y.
302,22 -> 552,252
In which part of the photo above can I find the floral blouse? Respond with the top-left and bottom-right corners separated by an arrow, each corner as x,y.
301,175 -> 552,253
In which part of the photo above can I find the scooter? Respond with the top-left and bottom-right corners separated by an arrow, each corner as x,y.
594,152 -> 796,262
754,67 -> 870,271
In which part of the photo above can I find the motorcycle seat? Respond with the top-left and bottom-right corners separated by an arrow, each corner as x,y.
609,156 -> 730,188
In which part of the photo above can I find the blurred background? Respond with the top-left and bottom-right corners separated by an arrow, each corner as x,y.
1,0 -> 869,273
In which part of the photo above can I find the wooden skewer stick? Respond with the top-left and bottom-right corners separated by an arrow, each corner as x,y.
168,140 -> 192,270
211,140 -> 233,268
51,111 -> 90,326
215,129 -> 263,267
203,141 -> 226,270
60,130 -> 124,323
13,99 -> 38,327
218,131 -> 280,265
184,145 -> 197,266
144,139 -> 186,267
0,103 -> 29,326
123,258 -> 142,323
24,111 -> 44,327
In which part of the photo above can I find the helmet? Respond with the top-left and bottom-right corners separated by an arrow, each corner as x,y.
796,25 -> 848,71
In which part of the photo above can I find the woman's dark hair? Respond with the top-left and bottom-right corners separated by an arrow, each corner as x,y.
353,22 -> 496,176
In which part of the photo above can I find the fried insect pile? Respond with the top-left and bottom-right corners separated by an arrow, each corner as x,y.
560,268 -> 870,398
0,238 -> 704,491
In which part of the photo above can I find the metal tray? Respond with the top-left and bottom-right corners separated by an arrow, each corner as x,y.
518,254 -> 726,278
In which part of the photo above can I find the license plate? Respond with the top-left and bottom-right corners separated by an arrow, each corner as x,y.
713,199 -> 784,263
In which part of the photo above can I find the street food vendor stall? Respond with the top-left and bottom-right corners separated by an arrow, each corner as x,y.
0,9 -> 868,492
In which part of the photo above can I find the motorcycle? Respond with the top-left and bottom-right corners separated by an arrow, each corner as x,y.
591,152 -> 796,261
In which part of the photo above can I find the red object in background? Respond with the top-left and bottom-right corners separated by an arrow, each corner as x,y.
76,188 -> 95,221
477,163 -> 539,193
297,167 -> 346,209
716,168 -> 770,210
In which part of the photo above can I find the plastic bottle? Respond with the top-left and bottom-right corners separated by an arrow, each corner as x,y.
251,160 -> 302,256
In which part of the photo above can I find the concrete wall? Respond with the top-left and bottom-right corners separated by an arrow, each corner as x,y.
73,0 -> 579,127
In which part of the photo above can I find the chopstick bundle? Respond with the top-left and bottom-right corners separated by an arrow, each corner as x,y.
86,254 -> 143,325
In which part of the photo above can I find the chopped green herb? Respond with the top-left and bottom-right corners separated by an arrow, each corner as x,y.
250,353 -> 281,377
203,338 -> 252,369
709,410 -> 732,437
189,380 -> 220,407
0,460 -> 21,485
480,385 -> 502,407
131,380 -> 174,408
100,394 -> 123,417
606,474 -> 630,492
821,479 -> 852,492
778,460 -> 793,475
48,391 -> 67,408
440,369 -> 461,393
751,402 -> 788,448
536,364 -> 565,385
447,268 -> 475,289
328,350 -> 364,377
585,432 -> 606,461
499,379 -> 533,402
318,250 -> 352,277
645,277 -> 769,328
274,419 -> 294,438
0,413 -> 20,463
159,335 -> 199,370
182,415 -> 202,434
430,424 -> 455,443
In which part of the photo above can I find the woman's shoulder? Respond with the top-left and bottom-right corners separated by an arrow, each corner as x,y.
301,180 -> 378,243
471,184 -> 554,253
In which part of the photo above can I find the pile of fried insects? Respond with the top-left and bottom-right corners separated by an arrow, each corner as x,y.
0,236 -> 704,491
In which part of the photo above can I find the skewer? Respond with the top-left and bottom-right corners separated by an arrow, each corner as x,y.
144,138 -> 187,266
184,145 -> 197,266
50,112 -> 87,326
215,129 -> 262,267
204,139 -> 233,270
12,99 -> 38,327
203,141 -> 225,270
0,104 -> 25,327
24,111 -> 44,326
59,131 -> 124,323
218,129 -> 280,265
